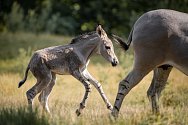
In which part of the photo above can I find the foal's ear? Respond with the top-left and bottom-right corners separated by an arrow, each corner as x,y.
96,25 -> 108,39
96,25 -> 104,37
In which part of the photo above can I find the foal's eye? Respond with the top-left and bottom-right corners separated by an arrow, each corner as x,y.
105,46 -> 111,49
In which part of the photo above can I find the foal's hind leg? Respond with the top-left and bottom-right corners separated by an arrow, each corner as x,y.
71,70 -> 91,116
38,73 -> 56,113
147,65 -> 173,114
27,64 -> 52,111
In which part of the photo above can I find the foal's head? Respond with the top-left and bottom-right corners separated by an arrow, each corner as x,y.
96,25 -> 119,66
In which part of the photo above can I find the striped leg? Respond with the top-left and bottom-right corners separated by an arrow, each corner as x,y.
111,68 -> 151,117
147,65 -> 172,113
71,70 -> 91,116
83,69 -> 113,110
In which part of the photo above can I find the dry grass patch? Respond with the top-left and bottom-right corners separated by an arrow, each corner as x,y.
0,65 -> 188,124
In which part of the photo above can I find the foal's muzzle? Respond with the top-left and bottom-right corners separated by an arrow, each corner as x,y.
111,58 -> 118,67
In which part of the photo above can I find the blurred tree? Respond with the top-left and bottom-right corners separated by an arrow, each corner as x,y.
4,2 -> 24,32
1,0 -> 188,36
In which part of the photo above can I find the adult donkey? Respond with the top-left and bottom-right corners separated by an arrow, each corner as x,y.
111,9 -> 188,117
18,25 -> 119,116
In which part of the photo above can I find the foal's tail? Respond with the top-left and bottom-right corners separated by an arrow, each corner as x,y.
112,27 -> 133,51
18,66 -> 30,88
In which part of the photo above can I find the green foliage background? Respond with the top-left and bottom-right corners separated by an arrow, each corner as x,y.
1,0 -> 188,36
0,1 -> 188,124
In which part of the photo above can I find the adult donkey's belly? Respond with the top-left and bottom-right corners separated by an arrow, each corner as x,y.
167,37 -> 188,76
175,23 -> 188,75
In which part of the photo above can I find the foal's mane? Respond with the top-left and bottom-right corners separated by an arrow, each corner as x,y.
70,31 -> 98,44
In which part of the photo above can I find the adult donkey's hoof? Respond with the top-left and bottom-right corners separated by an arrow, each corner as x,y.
75,109 -> 81,116
111,109 -> 119,118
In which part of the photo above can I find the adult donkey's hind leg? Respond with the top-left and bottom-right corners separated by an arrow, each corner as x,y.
71,70 -> 91,116
38,73 -> 56,113
147,65 -> 173,114
111,68 -> 152,117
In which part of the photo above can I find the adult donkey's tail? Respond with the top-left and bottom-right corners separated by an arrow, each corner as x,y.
18,66 -> 30,88
112,27 -> 133,51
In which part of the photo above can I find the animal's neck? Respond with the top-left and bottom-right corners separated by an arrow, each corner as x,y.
77,37 -> 100,62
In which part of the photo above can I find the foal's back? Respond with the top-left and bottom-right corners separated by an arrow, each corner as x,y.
29,44 -> 81,75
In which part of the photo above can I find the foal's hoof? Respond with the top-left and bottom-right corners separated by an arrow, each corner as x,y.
75,109 -> 81,116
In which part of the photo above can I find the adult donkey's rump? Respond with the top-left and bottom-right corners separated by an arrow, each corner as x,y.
112,9 -> 188,117
18,25 -> 119,116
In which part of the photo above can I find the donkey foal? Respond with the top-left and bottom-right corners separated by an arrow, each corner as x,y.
18,25 -> 119,116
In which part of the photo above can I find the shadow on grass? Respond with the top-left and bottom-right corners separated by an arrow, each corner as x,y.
0,107 -> 50,125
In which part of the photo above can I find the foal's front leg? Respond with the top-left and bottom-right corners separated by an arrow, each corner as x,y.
83,69 -> 113,110
71,70 -> 91,116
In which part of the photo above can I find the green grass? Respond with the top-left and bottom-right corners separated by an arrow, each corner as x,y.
0,107 -> 50,125
0,32 -> 188,125
0,32 -> 71,60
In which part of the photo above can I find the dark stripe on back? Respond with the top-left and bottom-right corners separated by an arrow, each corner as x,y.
70,31 -> 97,44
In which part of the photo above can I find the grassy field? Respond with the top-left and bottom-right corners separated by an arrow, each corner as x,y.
0,32 -> 188,125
